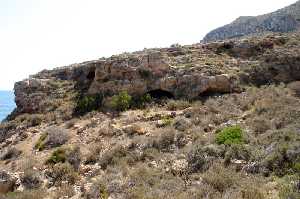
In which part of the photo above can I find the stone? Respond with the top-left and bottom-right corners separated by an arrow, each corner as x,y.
288,81 -> 300,96
171,159 -> 188,174
0,171 -> 16,194
173,117 -> 192,131
122,124 -> 147,135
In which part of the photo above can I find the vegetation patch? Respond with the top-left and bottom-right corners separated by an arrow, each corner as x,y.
133,93 -> 152,109
46,146 -> 81,170
75,94 -> 103,115
166,100 -> 191,111
215,125 -> 244,145
45,163 -> 79,186
110,91 -> 133,112
34,126 -> 69,151
34,133 -> 48,151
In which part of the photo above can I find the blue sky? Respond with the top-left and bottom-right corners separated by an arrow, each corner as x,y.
0,0 -> 297,90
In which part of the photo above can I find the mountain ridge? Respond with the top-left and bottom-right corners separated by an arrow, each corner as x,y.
202,1 -> 300,42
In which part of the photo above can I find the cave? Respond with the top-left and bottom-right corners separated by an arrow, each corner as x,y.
198,90 -> 223,101
87,70 -> 95,80
147,89 -> 174,99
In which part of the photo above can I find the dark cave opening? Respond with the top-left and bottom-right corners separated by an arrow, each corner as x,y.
147,89 -> 174,99
87,70 -> 95,80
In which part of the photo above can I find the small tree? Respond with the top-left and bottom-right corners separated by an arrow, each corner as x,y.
110,91 -> 132,111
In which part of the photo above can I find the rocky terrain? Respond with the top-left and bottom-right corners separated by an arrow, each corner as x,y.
202,1 -> 300,43
0,30 -> 300,198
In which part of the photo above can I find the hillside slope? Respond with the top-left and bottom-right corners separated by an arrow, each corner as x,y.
202,1 -> 300,43
0,32 -> 300,199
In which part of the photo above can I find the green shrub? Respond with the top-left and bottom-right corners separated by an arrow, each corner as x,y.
110,91 -> 132,111
34,126 -> 69,151
215,126 -> 244,145
46,146 -> 81,170
34,133 -> 48,151
134,94 -> 152,108
158,115 -> 173,127
47,148 -> 67,164
75,94 -> 103,115
293,162 -> 300,173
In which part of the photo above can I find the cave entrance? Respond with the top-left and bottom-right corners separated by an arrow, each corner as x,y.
87,70 -> 95,80
147,89 -> 174,99
198,90 -> 223,101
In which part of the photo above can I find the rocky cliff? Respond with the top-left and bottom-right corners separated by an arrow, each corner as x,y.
13,46 -> 240,117
1,32 -> 300,198
13,33 -> 300,118
202,1 -> 300,43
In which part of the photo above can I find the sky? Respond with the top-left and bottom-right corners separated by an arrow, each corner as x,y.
0,0 -> 297,90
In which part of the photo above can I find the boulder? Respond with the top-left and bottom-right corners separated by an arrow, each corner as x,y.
0,171 -> 16,194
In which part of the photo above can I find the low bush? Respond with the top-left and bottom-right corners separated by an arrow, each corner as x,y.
54,184 -> 75,199
263,141 -> 300,176
224,144 -> 252,166
84,181 -> 109,199
278,175 -> 300,199
215,126 -> 244,145
152,129 -> 175,152
35,126 -> 69,151
159,115 -> 174,127
187,144 -> 224,173
34,133 -> 48,151
75,94 -> 103,115
47,148 -> 67,164
0,147 -> 21,161
173,117 -> 191,131
98,146 -> 128,169
166,100 -> 191,111
4,189 -> 46,199
133,93 -> 152,109
202,164 -> 236,193
240,186 -> 265,199
46,146 -> 81,170
20,170 -> 42,189
45,163 -> 78,186
84,144 -> 102,164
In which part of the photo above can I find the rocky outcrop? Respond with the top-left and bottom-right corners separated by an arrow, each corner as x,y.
13,50 -> 238,115
202,1 -> 300,43
12,33 -> 300,117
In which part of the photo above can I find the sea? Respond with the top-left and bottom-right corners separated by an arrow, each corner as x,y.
0,91 -> 16,122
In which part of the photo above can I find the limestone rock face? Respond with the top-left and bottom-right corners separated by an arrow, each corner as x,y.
12,33 -> 300,116
13,50 -> 237,115
88,54 -> 234,98
202,1 -> 300,42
